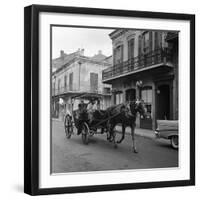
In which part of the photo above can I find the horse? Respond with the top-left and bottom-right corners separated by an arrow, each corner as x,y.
106,100 -> 146,153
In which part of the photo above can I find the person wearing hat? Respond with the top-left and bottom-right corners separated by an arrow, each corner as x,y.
87,99 -> 96,124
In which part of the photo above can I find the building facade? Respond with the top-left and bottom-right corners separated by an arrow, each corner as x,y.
52,49 -> 112,119
102,29 -> 178,130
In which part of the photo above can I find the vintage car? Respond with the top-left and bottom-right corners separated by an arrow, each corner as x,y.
155,120 -> 178,149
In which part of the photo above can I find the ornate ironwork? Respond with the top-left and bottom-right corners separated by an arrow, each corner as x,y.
102,48 -> 172,81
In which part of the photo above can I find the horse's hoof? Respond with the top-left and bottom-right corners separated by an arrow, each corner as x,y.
109,137 -> 113,142
116,140 -> 121,144
133,149 -> 138,153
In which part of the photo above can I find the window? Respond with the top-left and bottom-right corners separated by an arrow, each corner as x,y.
90,73 -> 98,92
58,79 -> 61,93
114,45 -> 123,65
64,75 -> 67,90
116,93 -> 123,105
53,82 -> 56,95
154,31 -> 162,50
69,72 -> 73,91
103,87 -> 111,94
128,38 -> 135,59
138,35 -> 142,56
142,31 -> 152,54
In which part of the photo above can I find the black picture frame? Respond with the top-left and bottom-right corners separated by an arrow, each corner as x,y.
24,4 -> 195,196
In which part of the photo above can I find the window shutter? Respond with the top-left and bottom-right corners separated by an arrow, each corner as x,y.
120,45 -> 124,62
128,40 -> 131,59
69,73 -> 73,91
128,38 -> 134,59
155,32 -> 158,49
64,75 -> 67,89
138,35 -> 142,55
158,32 -> 162,48
90,73 -> 98,93
113,48 -> 117,65
149,31 -> 153,51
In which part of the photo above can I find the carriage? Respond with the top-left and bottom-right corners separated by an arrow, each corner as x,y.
64,93 -> 109,144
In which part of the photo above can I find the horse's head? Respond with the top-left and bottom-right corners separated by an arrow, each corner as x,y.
128,99 -> 146,117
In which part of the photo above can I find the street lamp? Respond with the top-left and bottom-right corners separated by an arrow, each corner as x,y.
136,80 -> 143,88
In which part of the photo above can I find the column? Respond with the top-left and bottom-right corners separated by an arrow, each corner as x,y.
152,82 -> 156,130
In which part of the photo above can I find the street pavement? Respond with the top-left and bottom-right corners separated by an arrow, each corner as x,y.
51,120 -> 178,173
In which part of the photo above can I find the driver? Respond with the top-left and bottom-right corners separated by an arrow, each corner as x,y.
78,100 -> 85,113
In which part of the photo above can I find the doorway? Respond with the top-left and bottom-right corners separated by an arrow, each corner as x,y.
156,84 -> 170,120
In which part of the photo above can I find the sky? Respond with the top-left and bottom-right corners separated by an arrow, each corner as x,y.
52,26 -> 114,59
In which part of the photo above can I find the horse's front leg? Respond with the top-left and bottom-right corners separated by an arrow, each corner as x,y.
131,124 -> 138,153
107,122 -> 113,142
117,124 -> 125,143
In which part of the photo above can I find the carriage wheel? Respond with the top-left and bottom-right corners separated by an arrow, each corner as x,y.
171,135 -> 178,149
81,123 -> 89,145
64,115 -> 73,139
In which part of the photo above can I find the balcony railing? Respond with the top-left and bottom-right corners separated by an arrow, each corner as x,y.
166,32 -> 178,41
52,86 -> 111,97
102,48 -> 172,81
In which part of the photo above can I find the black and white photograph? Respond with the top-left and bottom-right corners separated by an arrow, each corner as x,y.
24,5 -> 195,195
51,26 -> 179,174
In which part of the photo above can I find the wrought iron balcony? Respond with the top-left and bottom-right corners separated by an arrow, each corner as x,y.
165,32 -> 178,41
52,86 -> 72,96
52,86 -> 111,97
102,48 -> 172,82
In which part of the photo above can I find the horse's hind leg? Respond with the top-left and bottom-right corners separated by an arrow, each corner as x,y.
108,123 -> 117,147
131,125 -> 138,153
113,131 -> 118,148
117,124 -> 125,143
112,124 -> 117,148
106,125 -> 112,141
107,122 -> 114,142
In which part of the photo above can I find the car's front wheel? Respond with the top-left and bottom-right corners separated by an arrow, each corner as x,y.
171,135 -> 178,149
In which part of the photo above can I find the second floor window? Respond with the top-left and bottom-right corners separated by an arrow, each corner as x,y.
114,45 -> 123,65
64,75 -> 67,90
69,72 -> 73,91
154,31 -> 162,50
90,73 -> 98,93
58,79 -> 61,93
128,38 -> 135,60
53,82 -> 56,94
143,31 -> 152,54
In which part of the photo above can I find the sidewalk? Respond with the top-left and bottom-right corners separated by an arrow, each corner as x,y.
52,118 -> 155,139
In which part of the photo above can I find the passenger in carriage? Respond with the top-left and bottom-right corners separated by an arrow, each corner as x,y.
78,100 -> 85,112
87,99 -> 96,123
77,100 -> 87,119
